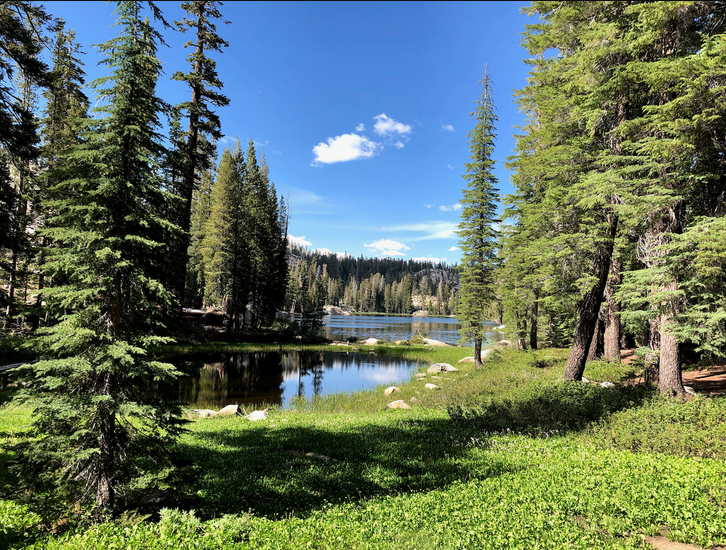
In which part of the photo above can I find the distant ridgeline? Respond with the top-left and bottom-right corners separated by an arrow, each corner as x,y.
286,245 -> 459,315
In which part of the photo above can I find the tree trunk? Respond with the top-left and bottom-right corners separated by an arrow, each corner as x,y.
96,372 -> 115,510
473,338 -> 482,368
587,309 -> 603,362
658,280 -> 684,395
604,256 -> 621,361
564,213 -> 618,381
529,290 -> 539,350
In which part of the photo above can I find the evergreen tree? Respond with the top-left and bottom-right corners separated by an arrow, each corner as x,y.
173,0 -> 229,302
456,68 -> 500,367
14,2 -> 185,516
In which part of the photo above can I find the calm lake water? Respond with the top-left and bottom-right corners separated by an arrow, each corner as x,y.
164,315 -> 503,410
323,314 -> 503,346
167,350 -> 419,410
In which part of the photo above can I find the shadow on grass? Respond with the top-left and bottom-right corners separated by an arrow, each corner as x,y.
448,381 -> 654,435
176,416 -> 514,520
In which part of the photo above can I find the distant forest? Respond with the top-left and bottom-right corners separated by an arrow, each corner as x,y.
285,246 -> 460,316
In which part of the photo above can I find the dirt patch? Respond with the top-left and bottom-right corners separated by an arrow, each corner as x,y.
644,535 -> 726,550
619,349 -> 726,397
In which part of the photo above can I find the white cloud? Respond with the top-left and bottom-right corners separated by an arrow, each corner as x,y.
394,141 -> 405,149
355,123 -> 365,132
364,238 -> 411,257
288,234 -> 312,247
316,247 -> 333,255
373,114 -> 412,136
442,124 -> 455,132
387,222 -> 459,241
448,246 -> 460,252
412,256 -> 447,264
439,203 -> 462,212
447,164 -> 454,170
424,204 -> 432,208
312,133 -> 379,164
336,251 -> 352,258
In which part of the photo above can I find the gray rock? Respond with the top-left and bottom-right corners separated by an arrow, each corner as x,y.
217,404 -> 240,416
427,363 -> 458,373
414,373 -> 427,379
424,383 -> 440,390
600,381 -> 615,388
387,400 -> 412,410
683,385 -> 696,395
246,410 -> 269,421
384,386 -> 400,397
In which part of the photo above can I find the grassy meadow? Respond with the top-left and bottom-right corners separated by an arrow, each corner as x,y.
2,343 -> 726,549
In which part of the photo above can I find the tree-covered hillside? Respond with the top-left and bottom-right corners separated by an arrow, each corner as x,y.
285,246 -> 460,315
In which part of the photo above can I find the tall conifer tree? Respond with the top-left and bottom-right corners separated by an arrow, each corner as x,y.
457,68 -> 500,367
15,1 -> 185,515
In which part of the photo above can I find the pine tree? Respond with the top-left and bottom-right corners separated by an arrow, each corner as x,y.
173,0 -> 229,302
0,1 -> 51,327
15,2 -> 185,516
456,68 -> 500,367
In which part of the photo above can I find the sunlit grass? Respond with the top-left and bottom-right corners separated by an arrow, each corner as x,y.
2,344 -> 726,549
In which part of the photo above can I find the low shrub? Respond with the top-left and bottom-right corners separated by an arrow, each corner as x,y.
449,381 -> 652,434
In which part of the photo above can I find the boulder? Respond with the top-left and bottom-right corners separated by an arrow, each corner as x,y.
422,337 -> 450,347
496,340 -> 512,347
458,349 -> 497,363
387,400 -> 412,410
496,325 -> 506,330
383,386 -> 400,397
424,383 -> 440,391
194,409 -> 217,418
362,338 -> 380,346
582,377 -> 591,384
684,385 -> 696,395
217,404 -> 240,416
600,381 -> 615,388
245,410 -> 269,421
414,373 -> 427,379
427,363 -> 458,373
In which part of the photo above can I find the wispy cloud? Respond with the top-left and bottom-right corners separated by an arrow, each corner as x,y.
373,114 -> 412,136
364,238 -> 411,257
447,164 -> 454,170
312,133 -> 379,164
448,246 -> 460,252
424,204 -> 432,208
394,141 -> 405,149
441,123 -> 455,132
288,234 -> 312,247
439,203 -> 462,212
355,123 -> 365,132
386,222 -> 459,241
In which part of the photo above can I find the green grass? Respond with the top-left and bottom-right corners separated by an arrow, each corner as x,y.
2,344 -> 726,549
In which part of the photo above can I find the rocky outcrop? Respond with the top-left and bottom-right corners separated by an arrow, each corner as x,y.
427,363 -> 458,373
323,304 -> 356,316
422,338 -> 450,347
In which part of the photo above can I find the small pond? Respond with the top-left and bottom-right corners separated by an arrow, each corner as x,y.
165,350 -> 420,410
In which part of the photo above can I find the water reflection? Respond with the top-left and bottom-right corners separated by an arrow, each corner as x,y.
166,351 -> 419,410
322,315 -> 501,346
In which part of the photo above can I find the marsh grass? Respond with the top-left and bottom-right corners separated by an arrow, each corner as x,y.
2,344 -> 726,549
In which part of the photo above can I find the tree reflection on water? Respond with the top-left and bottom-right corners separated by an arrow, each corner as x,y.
161,351 -> 418,410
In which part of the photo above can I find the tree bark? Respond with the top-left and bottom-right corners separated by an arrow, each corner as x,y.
587,309 -> 603,362
473,338 -> 482,368
604,256 -> 621,361
529,290 -> 539,350
658,282 -> 684,395
564,213 -> 618,381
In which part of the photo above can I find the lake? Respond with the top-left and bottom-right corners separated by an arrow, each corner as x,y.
168,350 -> 420,410
323,314 -> 503,346
165,315 -> 503,410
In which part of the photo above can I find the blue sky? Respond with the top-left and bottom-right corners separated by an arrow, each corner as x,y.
47,1 -> 534,265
